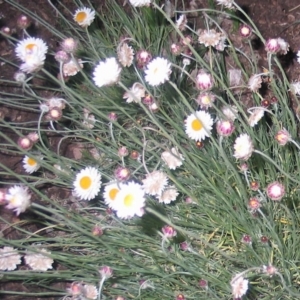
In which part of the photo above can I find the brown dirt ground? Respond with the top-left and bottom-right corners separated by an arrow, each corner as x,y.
0,0 -> 300,298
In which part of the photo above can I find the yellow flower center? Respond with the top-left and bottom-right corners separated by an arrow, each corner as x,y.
124,194 -> 134,207
25,43 -> 37,54
80,176 -> 92,190
109,188 -> 119,201
191,119 -> 203,131
27,157 -> 37,166
202,96 -> 210,104
75,12 -> 87,23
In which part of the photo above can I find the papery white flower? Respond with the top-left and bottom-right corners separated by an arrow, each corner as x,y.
93,58 -> 121,87
228,69 -> 242,87
185,110 -> 213,141
161,147 -> 184,170
277,38 -> 289,55
196,70 -> 214,90
24,248 -> 53,271
117,43 -> 134,67
114,181 -> 145,219
157,185 -> 179,204
221,105 -> 238,121
248,74 -> 262,92
123,82 -> 145,103
247,108 -> 264,127
297,51 -> 300,64
142,170 -> 168,196
83,284 -> 98,299
196,92 -> 216,109
144,57 -> 171,86
5,185 -> 31,215
63,58 -> 83,76
73,167 -> 102,200
73,7 -> 95,27
266,181 -> 285,201
198,29 -> 221,47
176,14 -> 187,31
216,0 -> 234,9
103,182 -> 121,209
0,247 -> 22,271
129,0 -> 151,7
47,97 -> 66,110
15,37 -> 48,73
290,81 -> 300,95
22,155 -> 42,174
233,134 -> 254,160
230,275 -> 248,298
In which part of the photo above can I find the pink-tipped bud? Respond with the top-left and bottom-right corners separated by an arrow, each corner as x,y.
161,225 -> 177,238
99,266 -> 113,279
176,294 -> 186,300
26,132 -> 39,143
46,107 -> 63,121
265,38 -> 280,54
54,50 -> 70,63
249,181 -> 259,191
142,94 -> 154,106
216,120 -> 235,137
1,26 -> 11,36
17,15 -> 31,29
266,181 -> 285,201
241,234 -> 252,245
130,150 -> 140,160
118,146 -> 129,157
196,70 -> 214,90
17,136 -> 33,150
61,38 -> 78,53
199,279 -> 208,289
136,50 -> 152,69
239,24 -> 252,38
67,282 -> 84,296
108,112 -> 118,121
170,43 -> 182,56
247,197 -> 261,211
114,166 -> 130,181
275,128 -> 290,146
92,225 -> 103,236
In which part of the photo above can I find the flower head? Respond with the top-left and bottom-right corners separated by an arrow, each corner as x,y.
113,181 -> 145,219
248,74 -> 262,92
61,38 -> 78,53
196,70 -> 214,90
114,166 -> 131,181
144,57 -> 171,86
275,128 -> 291,146
142,170 -> 168,196
216,119 -> 235,136
247,108 -> 265,127
117,43 -> 134,67
198,29 -> 222,47
73,7 -> 95,27
265,38 -> 280,53
248,197 -> 261,212
266,181 -> 285,201
18,136 -> 33,150
129,0 -> 151,7
196,92 -> 216,109
240,24 -> 252,38
73,167 -> 102,200
63,58 -> 83,76
22,155 -> 42,174
233,134 -> 254,160
15,37 -> 48,73
83,284 -> 98,299
5,185 -> 31,215
161,225 -> 177,238
24,248 -> 53,271
93,58 -> 121,87
216,0 -> 234,9
136,49 -> 152,69
99,265 -> 113,279
185,110 -> 213,141
103,182 -> 121,210
161,147 -> 184,170
157,185 -> 179,204
230,275 -> 248,299
221,105 -> 238,121
0,247 -> 22,271
123,82 -> 145,103
176,14 -> 187,31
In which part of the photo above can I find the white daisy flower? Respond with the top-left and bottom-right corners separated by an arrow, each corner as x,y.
103,182 -> 122,209
93,57 -> 121,87
185,110 -> 213,141
73,167 -> 102,201
144,57 -> 171,86
114,181 -> 145,219
73,7 -> 95,27
123,82 -> 145,103
129,0 -> 151,7
0,247 -> 22,271
233,134 -> 254,161
22,155 -> 42,174
24,248 -> 53,271
230,275 -> 249,298
15,37 -> 48,73
161,147 -> 184,170
157,185 -> 179,204
5,185 -> 31,215
142,170 -> 168,196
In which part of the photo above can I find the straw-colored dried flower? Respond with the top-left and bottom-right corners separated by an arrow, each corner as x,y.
117,43 -> 134,67
24,248 -> 53,271
63,58 -> 83,77
230,275 -> 248,298
247,108 -> 265,127
0,247 -> 22,271
157,185 -> 179,204
161,147 -> 184,170
198,29 -> 221,47
123,82 -> 145,103
248,74 -> 262,92
142,170 -> 169,196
